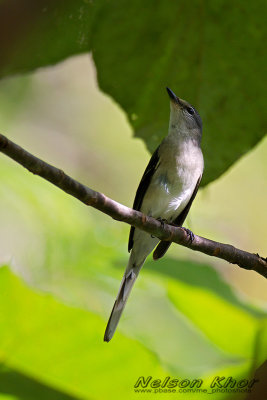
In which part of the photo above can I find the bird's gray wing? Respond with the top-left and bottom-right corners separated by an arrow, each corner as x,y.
128,146 -> 160,252
153,174 -> 202,260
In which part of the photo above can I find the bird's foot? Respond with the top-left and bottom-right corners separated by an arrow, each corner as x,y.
181,227 -> 195,243
151,217 -> 168,238
157,217 -> 168,226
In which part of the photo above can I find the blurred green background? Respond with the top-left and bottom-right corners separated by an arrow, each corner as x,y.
0,1 -> 266,400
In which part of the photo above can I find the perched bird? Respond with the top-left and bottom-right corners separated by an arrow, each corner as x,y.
104,87 -> 204,342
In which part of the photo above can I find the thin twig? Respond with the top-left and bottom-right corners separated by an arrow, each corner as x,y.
0,133 -> 266,279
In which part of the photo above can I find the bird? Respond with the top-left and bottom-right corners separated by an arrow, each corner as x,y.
104,87 -> 204,342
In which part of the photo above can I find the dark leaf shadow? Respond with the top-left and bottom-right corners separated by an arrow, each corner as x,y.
0,364 -> 82,400
246,360 -> 267,400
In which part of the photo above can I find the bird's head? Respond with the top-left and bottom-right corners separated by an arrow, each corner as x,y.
166,87 -> 202,142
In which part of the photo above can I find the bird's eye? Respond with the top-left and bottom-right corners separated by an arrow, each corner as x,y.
186,107 -> 194,115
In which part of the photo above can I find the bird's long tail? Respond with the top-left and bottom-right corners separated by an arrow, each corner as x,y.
104,257 -> 143,342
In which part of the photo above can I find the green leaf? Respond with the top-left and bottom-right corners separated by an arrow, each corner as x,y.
0,266 -> 168,400
146,258 -> 266,359
92,0 -> 267,185
0,1 -> 266,184
0,262 -> 265,400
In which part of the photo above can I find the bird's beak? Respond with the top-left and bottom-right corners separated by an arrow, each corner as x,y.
166,87 -> 181,106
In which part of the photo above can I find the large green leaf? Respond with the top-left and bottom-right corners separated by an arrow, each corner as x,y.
0,1 -> 266,184
0,260 -> 265,400
0,259 -> 266,400
0,266 -> 168,400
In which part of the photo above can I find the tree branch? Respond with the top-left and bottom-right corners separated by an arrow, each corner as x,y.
0,133 -> 266,279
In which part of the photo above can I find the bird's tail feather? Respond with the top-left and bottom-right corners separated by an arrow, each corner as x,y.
104,263 -> 141,342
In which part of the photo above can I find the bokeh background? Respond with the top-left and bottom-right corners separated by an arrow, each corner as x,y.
0,2 -> 266,400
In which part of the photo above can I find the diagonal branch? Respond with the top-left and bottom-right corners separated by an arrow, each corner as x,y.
0,133 -> 266,279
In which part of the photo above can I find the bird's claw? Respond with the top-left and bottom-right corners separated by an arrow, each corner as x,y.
157,217 -> 168,227
151,217 -> 168,238
181,227 -> 195,243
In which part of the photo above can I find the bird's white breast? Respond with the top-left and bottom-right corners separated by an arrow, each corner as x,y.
141,138 -> 203,222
